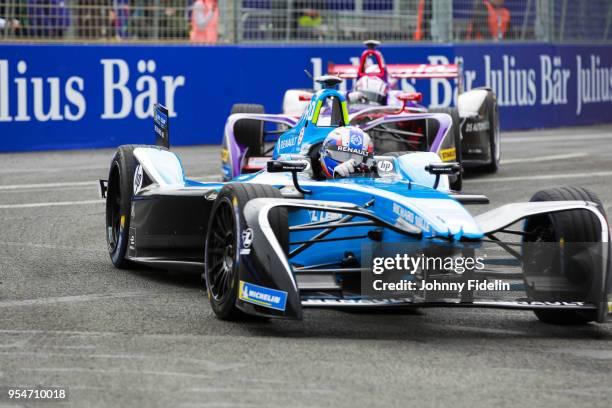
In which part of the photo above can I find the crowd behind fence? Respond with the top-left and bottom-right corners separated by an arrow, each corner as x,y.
0,1 -> 611,43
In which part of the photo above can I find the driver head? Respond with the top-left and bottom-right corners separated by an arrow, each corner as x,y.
319,126 -> 374,178
354,75 -> 388,105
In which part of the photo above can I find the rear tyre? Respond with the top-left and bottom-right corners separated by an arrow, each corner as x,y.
204,183 -> 288,320
429,107 -> 462,191
231,104 -> 265,157
105,145 -> 165,268
523,187 -> 605,324
482,93 -> 500,173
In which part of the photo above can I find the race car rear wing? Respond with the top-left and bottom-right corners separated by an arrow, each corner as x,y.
327,62 -> 461,80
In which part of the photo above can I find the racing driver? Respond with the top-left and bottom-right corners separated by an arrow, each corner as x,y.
319,126 -> 375,178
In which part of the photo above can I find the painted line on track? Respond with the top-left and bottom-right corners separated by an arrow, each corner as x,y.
0,200 -> 102,209
0,181 -> 96,190
501,152 -> 588,165
468,171 -> 612,183
503,132 -> 611,144
0,292 -> 144,308
0,175 -> 219,191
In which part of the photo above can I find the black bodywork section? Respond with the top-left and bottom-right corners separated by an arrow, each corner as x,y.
127,188 -> 216,270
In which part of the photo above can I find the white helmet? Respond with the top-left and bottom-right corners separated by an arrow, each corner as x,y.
354,76 -> 388,105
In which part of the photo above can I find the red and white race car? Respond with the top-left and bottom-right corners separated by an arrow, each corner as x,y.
282,40 -> 501,173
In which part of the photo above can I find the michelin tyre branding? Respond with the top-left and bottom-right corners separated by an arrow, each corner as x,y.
239,281 -> 288,311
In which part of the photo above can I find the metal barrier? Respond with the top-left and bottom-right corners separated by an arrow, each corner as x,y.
0,1 -> 610,43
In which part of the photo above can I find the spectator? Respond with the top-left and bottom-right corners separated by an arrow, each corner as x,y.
465,0 -> 513,41
413,0 -> 432,41
111,0 -> 130,39
190,0 -> 217,43
0,2 -> 24,37
129,0 -> 153,39
28,0 -> 70,38
75,1 -> 113,39
160,0 -> 188,39
292,0 -> 324,40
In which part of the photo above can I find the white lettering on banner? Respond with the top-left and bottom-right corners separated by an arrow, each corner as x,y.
101,59 -> 132,119
101,59 -> 185,120
0,58 -> 183,124
428,55 -> 453,107
576,55 -> 612,115
484,55 -> 536,107
0,59 -> 86,122
64,77 -> 86,121
31,77 -> 62,121
540,55 -> 570,106
134,60 -> 158,119
15,61 -> 30,121
0,60 -> 9,122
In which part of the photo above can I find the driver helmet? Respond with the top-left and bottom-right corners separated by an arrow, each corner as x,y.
320,126 -> 374,178
354,75 -> 388,104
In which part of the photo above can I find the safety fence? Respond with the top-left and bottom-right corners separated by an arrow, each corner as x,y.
0,1 -> 611,43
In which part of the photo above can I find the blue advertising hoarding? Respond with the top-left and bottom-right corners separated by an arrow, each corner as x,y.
0,43 -> 610,151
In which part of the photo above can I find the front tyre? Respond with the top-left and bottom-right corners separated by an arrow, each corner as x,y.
204,183 -> 288,320
105,145 -> 140,268
482,92 -> 500,173
523,187 -> 606,325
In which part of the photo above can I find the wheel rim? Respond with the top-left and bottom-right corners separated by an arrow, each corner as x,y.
206,198 -> 237,301
106,165 -> 122,252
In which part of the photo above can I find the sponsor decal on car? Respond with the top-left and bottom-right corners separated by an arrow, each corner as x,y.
221,148 -> 229,163
241,228 -> 253,249
392,202 -> 430,233
308,210 -> 342,223
278,137 -> 297,150
133,164 -> 144,194
337,145 -> 368,156
376,159 -> 394,173
465,121 -> 490,133
439,147 -> 456,161
204,191 -> 218,201
239,281 -> 287,311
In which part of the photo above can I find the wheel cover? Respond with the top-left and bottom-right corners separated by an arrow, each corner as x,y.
206,198 -> 237,301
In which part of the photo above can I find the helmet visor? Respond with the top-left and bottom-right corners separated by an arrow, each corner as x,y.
328,148 -> 372,166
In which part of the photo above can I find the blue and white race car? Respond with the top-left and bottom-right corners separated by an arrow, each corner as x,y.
101,88 -> 612,326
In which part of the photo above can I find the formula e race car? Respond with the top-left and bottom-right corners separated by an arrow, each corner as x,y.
100,101 -> 612,326
223,75 -> 464,190
328,40 -> 500,172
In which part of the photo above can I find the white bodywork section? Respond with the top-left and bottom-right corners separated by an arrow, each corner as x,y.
457,89 -> 488,118
282,89 -> 311,117
395,152 -> 450,191
475,201 -> 610,240
133,147 -> 184,186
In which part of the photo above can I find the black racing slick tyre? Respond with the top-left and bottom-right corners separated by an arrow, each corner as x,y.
204,183 -> 288,321
231,103 -> 265,157
482,92 -> 500,173
429,107 -> 462,191
523,187 -> 606,325
105,145 -> 140,268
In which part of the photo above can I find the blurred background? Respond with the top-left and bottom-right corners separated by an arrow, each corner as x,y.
1,0 -> 611,44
